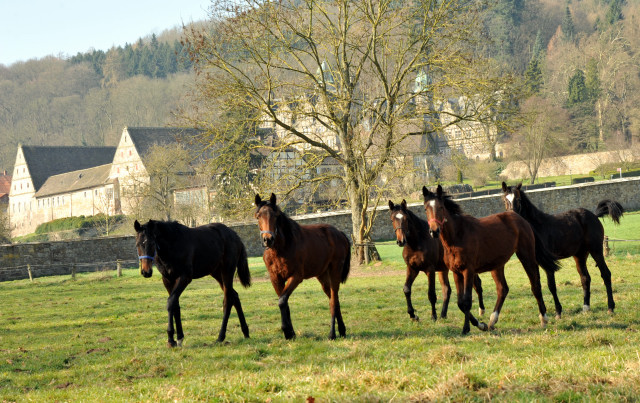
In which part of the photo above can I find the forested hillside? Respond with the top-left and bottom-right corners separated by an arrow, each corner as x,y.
0,28 -> 195,172
0,0 -> 639,173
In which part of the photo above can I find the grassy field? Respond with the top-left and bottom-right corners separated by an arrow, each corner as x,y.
2,230 -> 640,402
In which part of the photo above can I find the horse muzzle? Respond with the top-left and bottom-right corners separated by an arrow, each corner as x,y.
396,238 -> 406,247
429,228 -> 440,238
262,235 -> 275,248
139,261 -> 153,278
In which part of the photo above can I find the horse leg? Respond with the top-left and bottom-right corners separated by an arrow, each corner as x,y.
573,253 -> 592,312
453,270 -> 485,334
231,288 -> 250,338
403,268 -> 420,321
544,266 -> 563,319
473,274 -> 485,317
164,276 -> 191,347
488,267 -> 509,330
452,271 -> 469,334
321,271 -> 347,339
437,270 -> 452,319
277,276 -> 303,340
427,270 -> 438,321
517,251 -> 548,327
590,250 -> 615,314
215,271 -> 240,343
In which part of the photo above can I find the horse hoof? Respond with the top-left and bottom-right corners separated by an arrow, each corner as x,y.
284,331 -> 296,340
167,341 -> 177,348
431,315 -> 438,322
489,324 -> 495,331
478,308 -> 485,316
478,322 -> 488,331
539,313 -> 548,327
177,338 -> 184,347
555,313 -> 562,320
608,309 -> 614,315
582,305 -> 590,313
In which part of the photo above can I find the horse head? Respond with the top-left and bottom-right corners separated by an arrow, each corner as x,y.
501,182 -> 523,213
389,199 -> 410,247
422,185 -> 449,239
134,219 -> 159,278
255,193 -> 280,248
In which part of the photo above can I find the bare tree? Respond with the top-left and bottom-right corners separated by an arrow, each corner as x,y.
511,96 -> 569,184
182,0 -> 517,263
124,144 -> 193,221
0,207 -> 11,244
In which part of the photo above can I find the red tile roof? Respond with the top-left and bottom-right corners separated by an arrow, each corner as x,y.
0,173 -> 11,197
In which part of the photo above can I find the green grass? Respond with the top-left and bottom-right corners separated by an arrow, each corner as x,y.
2,250 -> 640,401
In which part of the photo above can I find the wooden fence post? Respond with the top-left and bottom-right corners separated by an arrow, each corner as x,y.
116,260 -> 122,277
27,264 -> 33,282
71,264 -> 76,280
603,236 -> 610,257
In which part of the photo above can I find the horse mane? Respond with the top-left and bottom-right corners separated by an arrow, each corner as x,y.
276,208 -> 302,243
516,188 -> 548,224
402,207 -> 430,238
256,201 -> 302,244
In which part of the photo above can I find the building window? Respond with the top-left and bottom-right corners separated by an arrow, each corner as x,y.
95,189 -> 98,196
129,150 -> 132,156
84,192 -> 87,198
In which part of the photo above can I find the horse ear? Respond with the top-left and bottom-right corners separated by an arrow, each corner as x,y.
422,186 -> 428,198
388,200 -> 394,210
502,182 -> 508,192
516,183 -> 522,190
255,194 -> 262,206
401,199 -> 407,211
270,193 -> 277,205
436,184 -> 443,197
134,220 -> 142,232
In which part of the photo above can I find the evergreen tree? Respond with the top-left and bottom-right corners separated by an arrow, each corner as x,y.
562,6 -> 575,42
525,57 -> 543,94
567,69 -> 588,106
531,30 -> 544,60
585,58 -> 600,101
605,0 -> 624,25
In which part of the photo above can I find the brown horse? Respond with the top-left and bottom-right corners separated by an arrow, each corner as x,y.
423,185 -> 560,334
255,193 -> 351,340
501,182 -> 624,313
134,220 -> 251,347
389,199 -> 485,321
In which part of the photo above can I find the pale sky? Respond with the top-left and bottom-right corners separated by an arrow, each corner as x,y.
0,0 -> 212,66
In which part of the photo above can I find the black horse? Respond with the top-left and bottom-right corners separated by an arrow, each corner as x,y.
134,220 -> 251,347
389,199 -> 485,321
501,182 -> 624,313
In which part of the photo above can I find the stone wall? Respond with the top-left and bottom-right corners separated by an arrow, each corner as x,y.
2,177 -> 639,282
501,148 -> 640,179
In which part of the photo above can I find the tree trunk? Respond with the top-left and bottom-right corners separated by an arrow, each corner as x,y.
347,179 -> 380,265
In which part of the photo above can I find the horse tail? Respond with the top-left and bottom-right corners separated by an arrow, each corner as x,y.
534,230 -> 560,273
340,232 -> 351,284
595,199 -> 624,225
236,240 -> 252,288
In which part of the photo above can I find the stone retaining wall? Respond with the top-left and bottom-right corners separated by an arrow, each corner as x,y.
2,178 -> 638,281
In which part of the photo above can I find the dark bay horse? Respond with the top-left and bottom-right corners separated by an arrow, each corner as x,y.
423,185 -> 561,334
255,193 -> 351,340
501,182 -> 624,313
389,199 -> 485,321
134,220 -> 251,347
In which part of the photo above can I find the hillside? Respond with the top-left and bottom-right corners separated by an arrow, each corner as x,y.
0,0 -> 639,173
0,28 -> 196,172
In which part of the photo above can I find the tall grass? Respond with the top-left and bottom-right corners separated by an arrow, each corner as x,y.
1,251 -> 639,401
